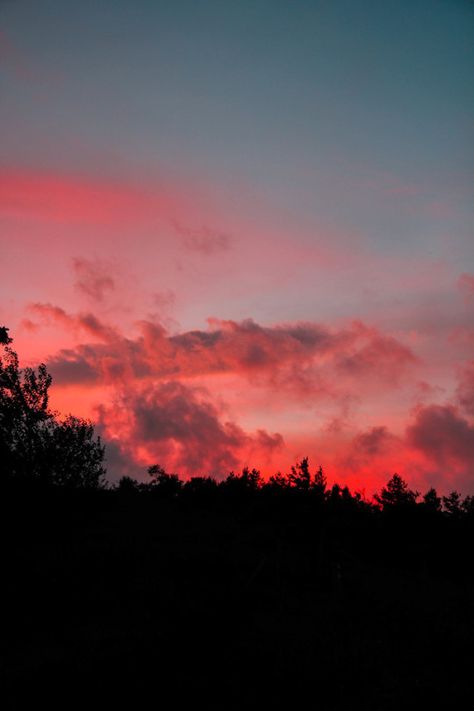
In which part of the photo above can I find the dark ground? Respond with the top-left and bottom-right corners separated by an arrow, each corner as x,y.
2,488 -> 473,709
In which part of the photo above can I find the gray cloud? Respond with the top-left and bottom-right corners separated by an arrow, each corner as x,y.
96,380 -> 283,479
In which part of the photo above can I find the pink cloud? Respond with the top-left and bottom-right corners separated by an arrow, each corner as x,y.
0,168 -> 235,263
39,310 -> 417,402
335,321 -> 417,384
72,257 -> 116,302
28,303 -> 118,342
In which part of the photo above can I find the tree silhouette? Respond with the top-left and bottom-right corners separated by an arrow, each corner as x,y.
148,464 -> 182,497
117,475 -> 141,495
462,495 -> 474,516
182,475 -> 218,501
374,473 -> 419,510
289,457 -> 311,490
42,415 -> 106,488
442,490 -> 463,517
1,326 -> 53,480
238,466 -> 262,490
266,471 -> 288,491
311,464 -> 327,497
0,326 -> 12,345
1,326 -> 105,488
422,487 -> 442,513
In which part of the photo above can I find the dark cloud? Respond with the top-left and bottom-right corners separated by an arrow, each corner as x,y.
95,429 -> 143,482
406,404 -> 474,473
340,424 -> 399,472
48,350 -> 98,386
96,381 -> 283,478
353,426 -> 394,456
254,429 -> 284,451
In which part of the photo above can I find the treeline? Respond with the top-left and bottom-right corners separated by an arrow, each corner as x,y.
1,324 -> 473,518
115,464 -> 474,520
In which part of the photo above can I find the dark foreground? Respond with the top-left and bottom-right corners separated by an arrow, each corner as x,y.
2,487 -> 473,709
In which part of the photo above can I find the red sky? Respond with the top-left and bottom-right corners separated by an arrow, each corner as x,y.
1,2 -> 473,493
1,167 -> 473,494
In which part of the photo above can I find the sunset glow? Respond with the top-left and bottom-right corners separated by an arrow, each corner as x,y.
1,0 -> 473,493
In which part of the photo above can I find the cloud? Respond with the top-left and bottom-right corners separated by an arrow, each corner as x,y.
24,304 -> 426,484
0,168 -> 233,259
96,380 -> 283,479
42,312 -> 417,402
172,221 -> 231,255
28,303 -> 74,329
337,425 -> 400,478
28,303 -> 118,342
406,404 -> 474,476
20,318 -> 39,332
47,349 -> 99,386
254,429 -> 284,452
335,321 -> 417,383
72,257 -> 115,302
353,426 -> 395,456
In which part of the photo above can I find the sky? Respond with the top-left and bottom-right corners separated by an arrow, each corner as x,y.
1,0 -> 473,493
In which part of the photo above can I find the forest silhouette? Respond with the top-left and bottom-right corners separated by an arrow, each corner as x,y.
1,325 -> 473,708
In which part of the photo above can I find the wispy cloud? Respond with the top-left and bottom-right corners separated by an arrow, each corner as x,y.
72,257 -> 116,302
